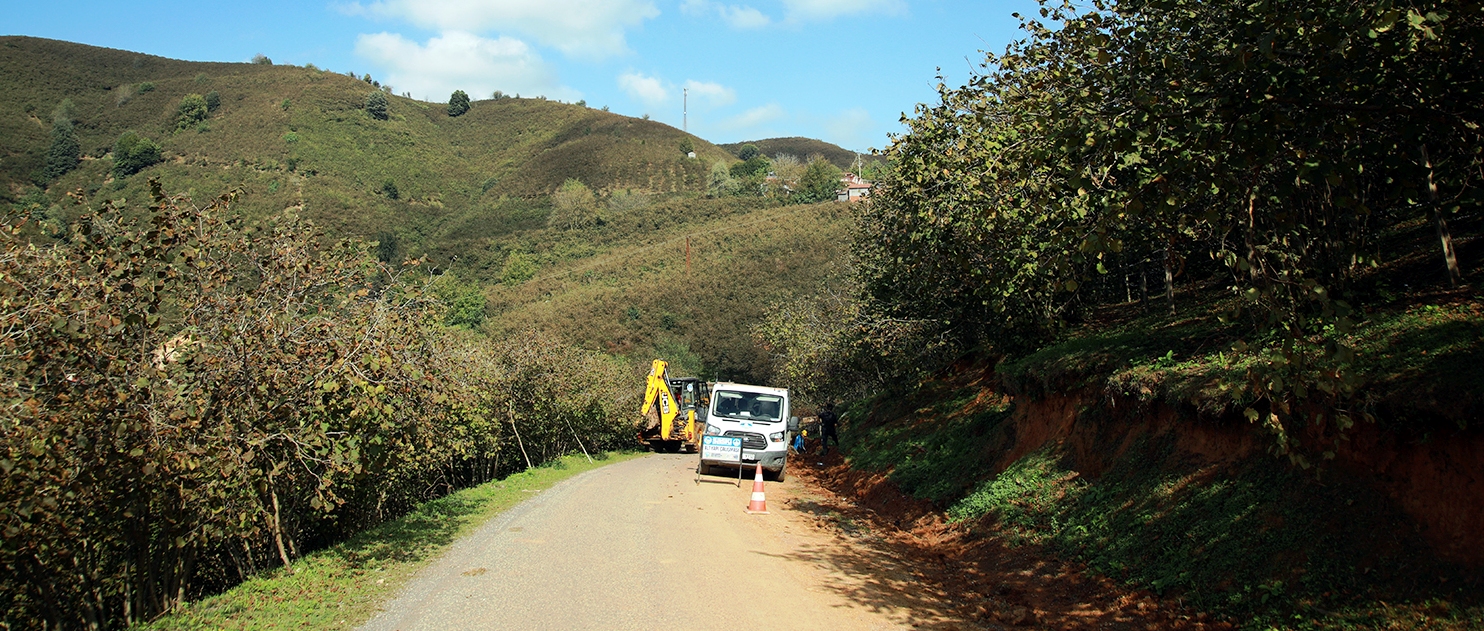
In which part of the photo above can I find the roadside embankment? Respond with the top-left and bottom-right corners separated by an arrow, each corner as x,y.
828,347 -> 1484,631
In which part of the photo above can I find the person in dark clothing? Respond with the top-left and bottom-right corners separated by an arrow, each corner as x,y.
818,402 -> 840,455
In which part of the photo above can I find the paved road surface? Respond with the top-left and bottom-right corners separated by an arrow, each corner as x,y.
361,454 -> 917,631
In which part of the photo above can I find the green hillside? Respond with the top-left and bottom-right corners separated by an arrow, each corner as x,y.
1,36 -> 733,253
720,136 -> 881,172
1,36 -> 859,381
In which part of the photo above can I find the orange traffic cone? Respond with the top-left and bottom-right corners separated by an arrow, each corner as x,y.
745,463 -> 769,514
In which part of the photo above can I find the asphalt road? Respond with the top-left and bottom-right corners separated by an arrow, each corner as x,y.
360,454 -> 916,631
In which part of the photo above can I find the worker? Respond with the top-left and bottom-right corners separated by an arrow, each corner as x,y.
818,402 -> 839,455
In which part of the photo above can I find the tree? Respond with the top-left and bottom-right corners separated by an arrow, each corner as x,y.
381,179 -> 400,200
547,178 -> 599,230
737,144 -> 760,161
175,94 -> 209,131
111,132 -> 162,177
204,90 -> 221,112
707,161 -> 737,198
366,91 -> 389,120
679,137 -> 695,155
46,99 -> 82,182
448,90 -> 470,117
795,156 -> 842,204
251,53 -> 272,65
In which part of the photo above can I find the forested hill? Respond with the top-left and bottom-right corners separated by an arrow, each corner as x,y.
719,136 -> 880,171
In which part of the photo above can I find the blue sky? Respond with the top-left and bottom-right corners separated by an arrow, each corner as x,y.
6,0 -> 1038,152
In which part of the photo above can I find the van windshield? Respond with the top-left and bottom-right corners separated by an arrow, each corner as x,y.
711,391 -> 783,422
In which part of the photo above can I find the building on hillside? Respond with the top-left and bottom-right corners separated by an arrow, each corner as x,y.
836,173 -> 873,202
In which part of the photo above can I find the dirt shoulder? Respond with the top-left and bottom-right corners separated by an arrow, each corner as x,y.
787,453 -> 1221,631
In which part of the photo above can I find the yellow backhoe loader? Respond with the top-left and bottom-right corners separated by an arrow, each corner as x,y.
639,359 -> 708,453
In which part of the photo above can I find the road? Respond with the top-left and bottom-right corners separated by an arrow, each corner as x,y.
360,454 -> 925,631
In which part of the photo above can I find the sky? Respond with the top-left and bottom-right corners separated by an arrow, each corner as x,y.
5,0 -> 1040,152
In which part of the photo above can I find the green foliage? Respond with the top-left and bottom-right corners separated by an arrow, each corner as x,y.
372,230 -> 400,264
546,178 -> 598,230
707,161 -> 736,198
736,143 -> 759,161
203,90 -> 220,112
433,275 -> 488,328
110,131 -> 161,177
174,93 -> 209,131
43,119 -> 79,180
856,0 -> 1484,451
279,98 -> 290,111
365,90 -> 389,120
447,89 -> 470,117
679,137 -> 694,155
251,53 -> 272,65
0,181 -> 638,630
795,156 -> 841,204
500,250 -> 537,285
136,81 -> 154,93
381,178 -> 399,200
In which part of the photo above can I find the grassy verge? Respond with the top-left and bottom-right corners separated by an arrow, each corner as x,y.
139,451 -> 643,631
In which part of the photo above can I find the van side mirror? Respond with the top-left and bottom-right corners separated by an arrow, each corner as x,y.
787,416 -> 800,431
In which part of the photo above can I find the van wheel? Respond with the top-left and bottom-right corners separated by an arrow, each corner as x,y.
774,463 -> 786,482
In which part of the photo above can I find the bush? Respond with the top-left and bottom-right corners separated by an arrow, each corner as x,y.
381,178 -> 399,200
547,178 -> 598,230
111,131 -> 162,177
679,137 -> 694,155
204,90 -> 221,112
136,82 -> 155,93
448,90 -> 470,117
174,94 -> 209,131
365,91 -> 389,120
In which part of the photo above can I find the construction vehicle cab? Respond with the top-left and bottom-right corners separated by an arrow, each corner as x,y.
639,360 -> 709,453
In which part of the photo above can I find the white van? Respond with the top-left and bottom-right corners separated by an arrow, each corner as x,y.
698,382 -> 799,481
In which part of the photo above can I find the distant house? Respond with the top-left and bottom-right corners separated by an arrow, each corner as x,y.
836,173 -> 872,202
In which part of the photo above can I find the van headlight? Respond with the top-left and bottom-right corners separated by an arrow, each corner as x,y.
769,431 -> 784,443
705,424 -> 722,436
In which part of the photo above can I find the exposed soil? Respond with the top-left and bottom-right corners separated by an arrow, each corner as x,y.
789,454 -> 1221,631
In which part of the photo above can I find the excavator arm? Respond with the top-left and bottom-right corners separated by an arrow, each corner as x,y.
642,359 -> 680,440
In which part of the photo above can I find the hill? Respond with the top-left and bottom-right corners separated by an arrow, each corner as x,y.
0,36 -> 734,251
1,36 -> 861,380
719,136 -> 880,172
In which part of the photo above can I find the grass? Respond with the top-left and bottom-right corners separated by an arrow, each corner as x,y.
138,451 -> 642,631
941,441 -> 1483,630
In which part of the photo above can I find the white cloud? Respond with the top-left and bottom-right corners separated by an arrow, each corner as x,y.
354,31 -> 576,102
781,0 -> 904,20
348,0 -> 659,58
683,80 -> 736,108
721,5 -> 771,28
618,72 -> 671,107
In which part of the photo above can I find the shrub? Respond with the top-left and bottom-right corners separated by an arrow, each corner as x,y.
204,90 -> 221,112
136,82 -> 155,93
547,178 -> 599,230
174,94 -> 209,131
43,120 -> 79,181
448,90 -> 470,117
679,137 -> 694,155
111,131 -> 162,177
501,251 -> 538,285
381,178 -> 399,200
366,91 -> 389,120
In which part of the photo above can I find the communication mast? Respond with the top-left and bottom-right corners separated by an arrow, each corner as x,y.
683,88 -> 688,133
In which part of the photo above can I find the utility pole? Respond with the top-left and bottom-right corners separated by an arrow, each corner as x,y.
683,88 -> 688,133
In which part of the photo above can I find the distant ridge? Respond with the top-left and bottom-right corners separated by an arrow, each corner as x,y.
718,137 -> 882,172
